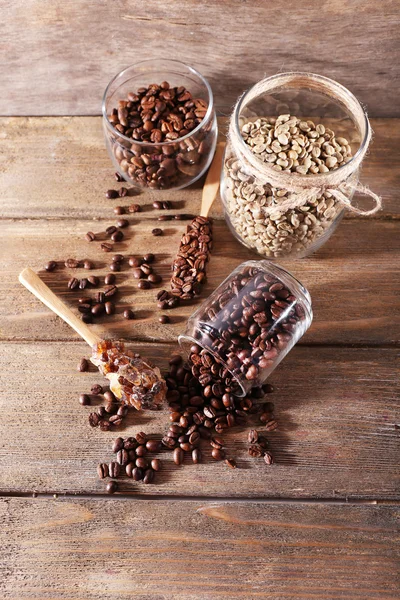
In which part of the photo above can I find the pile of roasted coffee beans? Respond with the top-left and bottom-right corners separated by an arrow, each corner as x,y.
78,346 -> 277,494
169,215 -> 212,300
97,433 -> 163,494
108,82 -> 211,190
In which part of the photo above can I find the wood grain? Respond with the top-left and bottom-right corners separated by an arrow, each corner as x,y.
1,498 -> 398,599
0,341 -> 398,498
1,1 -> 400,117
1,218 -> 399,345
0,117 -> 398,219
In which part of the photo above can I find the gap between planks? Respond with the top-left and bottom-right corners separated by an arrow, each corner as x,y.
0,491 -> 398,505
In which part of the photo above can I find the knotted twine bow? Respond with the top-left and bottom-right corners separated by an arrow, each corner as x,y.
228,73 -> 382,217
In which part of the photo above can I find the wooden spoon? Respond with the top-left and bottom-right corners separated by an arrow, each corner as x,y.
200,141 -> 225,218
18,267 -> 166,408
19,267 -> 100,347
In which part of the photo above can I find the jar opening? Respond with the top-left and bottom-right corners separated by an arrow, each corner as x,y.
102,58 -> 215,147
233,72 -> 370,184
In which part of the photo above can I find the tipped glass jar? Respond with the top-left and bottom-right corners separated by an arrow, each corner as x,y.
102,59 -> 217,191
179,261 -> 312,397
221,72 -> 371,259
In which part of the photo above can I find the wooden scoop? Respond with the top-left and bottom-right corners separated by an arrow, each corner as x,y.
19,267 -> 100,347
200,141 -> 225,218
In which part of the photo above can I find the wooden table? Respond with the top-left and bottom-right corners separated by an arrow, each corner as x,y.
0,114 -> 399,599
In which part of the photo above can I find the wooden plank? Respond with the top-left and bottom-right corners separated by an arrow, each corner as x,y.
0,498 -> 398,599
0,342 -> 398,498
1,1 -> 399,117
0,117 -> 398,219
1,218 -> 399,346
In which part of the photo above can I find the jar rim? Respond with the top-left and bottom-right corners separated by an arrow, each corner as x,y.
178,333 -> 248,397
233,71 -> 370,182
102,58 -> 215,147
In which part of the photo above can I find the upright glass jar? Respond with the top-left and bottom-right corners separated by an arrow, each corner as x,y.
103,59 -> 218,191
221,73 -> 370,259
179,261 -> 312,397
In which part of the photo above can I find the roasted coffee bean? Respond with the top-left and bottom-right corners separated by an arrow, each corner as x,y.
264,419 -> 278,432
106,189 -> 119,199
162,435 -> 176,449
143,469 -> 154,484
225,458 -> 237,469
248,429 -> 259,444
263,383 -> 275,394
95,291 -> 105,303
105,401 -> 117,414
117,218 -> 129,228
132,467 -> 144,481
141,263 -> 152,276
91,384 -> 103,395
85,231 -> 96,242
135,431 -> 147,445
82,313 -> 93,324
128,203 -> 141,213
79,278 -> 88,290
104,285 -> 118,297
115,172 -> 123,182
99,419 -> 112,431
146,439 -> 161,453
97,463 -> 109,479
125,462 -> 135,478
109,462 -> 120,478
79,393 -> 90,406
84,260 -> 94,270
106,226 -> 118,236
113,437 -> 124,453
211,448 -> 225,461
65,258 -> 80,268
153,200 -> 163,209
118,405 -> 128,418
68,277 -> 79,290
88,412 -> 100,427
78,357 -> 89,372
210,436 -> 224,449
116,449 -> 129,466
152,228 -> 163,236
132,267 -> 143,279
111,229 -> 124,242
109,262 -> 120,272
123,308 -> 135,320
263,451 -> 274,465
148,273 -> 162,284
104,390 -> 117,402
248,445 -> 264,458
88,276 -> 99,287
105,273 -> 116,285
143,253 -> 155,263
98,407 -> 106,418
101,242 -> 113,253
105,301 -> 115,315
118,187 -> 128,197
78,296 -> 92,305
159,315 -> 170,324
192,448 -> 201,464
106,481 -> 118,494
158,215 -> 172,221
151,459 -> 161,471
123,437 -> 137,450
91,303 -> 105,316
135,445 -> 147,457
135,457 -> 147,469
45,260 -> 57,272
138,280 -> 151,290
112,254 -> 124,263
173,447 -> 184,465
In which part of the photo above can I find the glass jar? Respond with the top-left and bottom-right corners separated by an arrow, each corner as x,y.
179,261 -> 312,397
221,73 -> 370,259
102,59 -> 218,191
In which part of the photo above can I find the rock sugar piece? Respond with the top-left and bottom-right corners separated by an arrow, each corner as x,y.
91,339 -> 166,410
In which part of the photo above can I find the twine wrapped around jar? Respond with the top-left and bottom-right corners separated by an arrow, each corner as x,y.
228,73 -> 382,216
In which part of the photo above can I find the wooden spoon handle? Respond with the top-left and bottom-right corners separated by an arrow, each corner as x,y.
200,141 -> 225,218
19,268 -> 101,347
